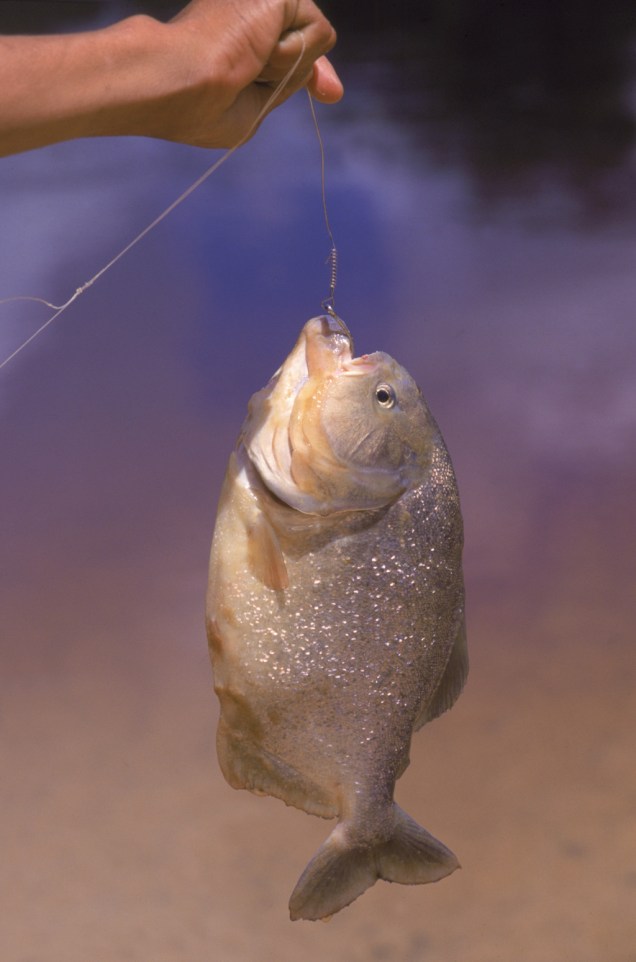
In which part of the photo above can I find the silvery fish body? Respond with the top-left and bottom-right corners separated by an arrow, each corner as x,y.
206,316 -> 467,921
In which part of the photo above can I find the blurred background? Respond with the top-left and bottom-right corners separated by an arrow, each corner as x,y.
1,2 -> 635,960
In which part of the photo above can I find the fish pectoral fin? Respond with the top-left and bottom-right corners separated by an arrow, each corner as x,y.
289,806 -> 459,922
246,512 -> 289,590
414,615 -> 468,730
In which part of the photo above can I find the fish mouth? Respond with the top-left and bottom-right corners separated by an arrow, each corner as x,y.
304,315 -> 381,379
304,314 -> 354,377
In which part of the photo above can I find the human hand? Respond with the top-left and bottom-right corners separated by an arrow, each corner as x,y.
147,0 -> 343,148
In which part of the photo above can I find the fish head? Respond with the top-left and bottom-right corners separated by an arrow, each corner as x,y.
243,316 -> 435,515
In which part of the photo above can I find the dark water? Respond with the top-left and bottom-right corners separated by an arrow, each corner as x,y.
1,5 -> 636,960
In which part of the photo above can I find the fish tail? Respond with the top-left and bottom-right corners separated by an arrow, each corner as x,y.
288,805 -> 459,921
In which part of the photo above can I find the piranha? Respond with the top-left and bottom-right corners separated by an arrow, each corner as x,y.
206,315 -> 467,921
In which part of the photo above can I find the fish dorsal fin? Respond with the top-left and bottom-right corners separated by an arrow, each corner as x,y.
415,617 -> 468,729
247,512 -> 289,591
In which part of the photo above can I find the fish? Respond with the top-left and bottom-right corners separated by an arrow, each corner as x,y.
206,314 -> 467,921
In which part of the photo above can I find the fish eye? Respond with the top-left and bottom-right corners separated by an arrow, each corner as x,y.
375,383 -> 396,408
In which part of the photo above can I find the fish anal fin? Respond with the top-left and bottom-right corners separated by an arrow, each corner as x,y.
247,512 -> 289,590
415,616 -> 468,730
216,714 -> 337,819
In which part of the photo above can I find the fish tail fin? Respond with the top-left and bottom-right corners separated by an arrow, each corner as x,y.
288,806 -> 459,922
375,804 -> 460,884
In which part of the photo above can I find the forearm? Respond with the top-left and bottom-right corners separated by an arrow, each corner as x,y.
0,1 -> 341,158
0,16 -> 174,156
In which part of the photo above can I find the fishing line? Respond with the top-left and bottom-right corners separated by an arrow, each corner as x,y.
0,33 -> 309,371
307,90 -> 351,344
307,90 -> 338,317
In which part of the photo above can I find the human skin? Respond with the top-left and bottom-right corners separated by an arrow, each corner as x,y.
0,0 -> 343,157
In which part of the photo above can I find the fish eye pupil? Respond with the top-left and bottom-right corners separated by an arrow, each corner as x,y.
375,384 -> 395,408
